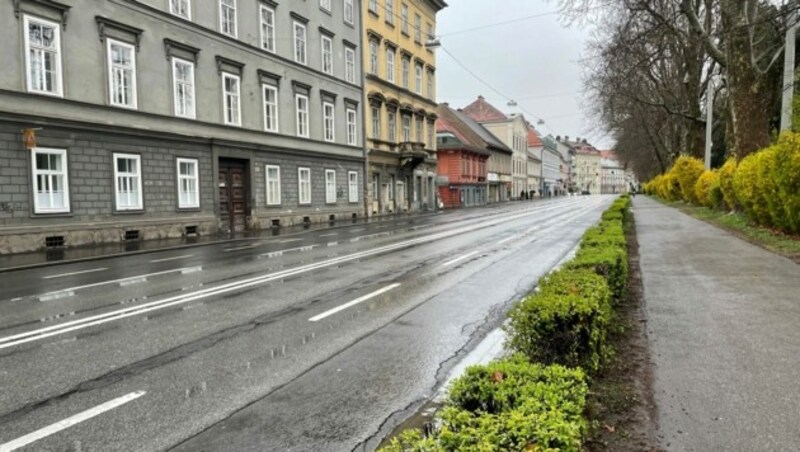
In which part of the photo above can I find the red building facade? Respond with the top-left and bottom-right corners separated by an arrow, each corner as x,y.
436,105 -> 491,208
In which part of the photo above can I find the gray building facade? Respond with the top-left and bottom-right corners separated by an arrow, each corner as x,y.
0,0 -> 365,254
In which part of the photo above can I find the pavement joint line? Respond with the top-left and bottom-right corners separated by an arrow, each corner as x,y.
442,251 -> 480,267
42,267 -> 109,280
149,254 -> 194,263
34,267 -> 200,302
0,198 -> 606,349
0,391 -> 146,452
308,283 -> 402,322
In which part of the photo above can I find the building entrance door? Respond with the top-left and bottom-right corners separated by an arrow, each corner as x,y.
218,158 -> 248,234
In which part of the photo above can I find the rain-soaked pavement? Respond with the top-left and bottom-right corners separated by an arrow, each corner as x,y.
0,196 -> 614,451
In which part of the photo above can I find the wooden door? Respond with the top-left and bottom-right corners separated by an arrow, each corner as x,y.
218,159 -> 248,234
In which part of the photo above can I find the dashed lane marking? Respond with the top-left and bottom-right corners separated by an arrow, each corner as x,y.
0,391 -> 146,452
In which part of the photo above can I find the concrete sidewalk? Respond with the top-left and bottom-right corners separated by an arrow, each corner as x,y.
635,197 -> 800,451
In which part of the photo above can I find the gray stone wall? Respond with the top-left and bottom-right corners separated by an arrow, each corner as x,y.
0,0 -> 364,156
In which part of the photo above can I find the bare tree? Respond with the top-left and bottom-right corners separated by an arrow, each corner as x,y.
560,0 -> 795,161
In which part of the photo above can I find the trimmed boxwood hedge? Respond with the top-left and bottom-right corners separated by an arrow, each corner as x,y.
380,196 -> 631,451
506,269 -> 612,374
381,356 -> 588,452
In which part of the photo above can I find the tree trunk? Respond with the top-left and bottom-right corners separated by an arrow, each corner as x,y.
721,0 -> 774,158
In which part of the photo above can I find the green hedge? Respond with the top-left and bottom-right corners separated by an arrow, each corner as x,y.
381,356 -> 588,452
381,197 -> 631,452
506,269 -> 612,374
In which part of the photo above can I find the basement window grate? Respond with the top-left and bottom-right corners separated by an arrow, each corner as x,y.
303,216 -> 311,224
45,235 -> 65,248
271,219 -> 280,228
124,230 -> 140,241
185,225 -> 198,236
328,214 -> 336,222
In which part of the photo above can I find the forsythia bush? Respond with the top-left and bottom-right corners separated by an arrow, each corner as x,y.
717,157 -> 738,210
694,169 -> 722,208
671,156 -> 705,204
645,133 -> 800,234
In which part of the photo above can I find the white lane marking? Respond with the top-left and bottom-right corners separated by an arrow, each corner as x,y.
149,255 -> 194,263
224,245 -> 256,252
349,228 -> 365,233
36,268 -> 199,301
442,251 -> 479,267
319,233 -> 338,237
0,391 -> 146,452
278,238 -> 303,243
42,268 -> 108,280
260,245 -> 316,259
309,283 -> 401,322
2,199 -> 606,349
496,236 -> 516,245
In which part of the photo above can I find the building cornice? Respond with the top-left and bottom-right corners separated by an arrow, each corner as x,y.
119,0 -> 362,91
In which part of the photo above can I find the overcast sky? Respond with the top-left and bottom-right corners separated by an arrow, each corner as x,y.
435,1 -> 610,148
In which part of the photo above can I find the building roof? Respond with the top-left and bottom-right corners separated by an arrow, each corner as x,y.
454,109 -> 513,154
461,95 -> 508,122
527,124 -> 543,148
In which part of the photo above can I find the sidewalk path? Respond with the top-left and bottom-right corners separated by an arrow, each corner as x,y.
634,197 -> 800,451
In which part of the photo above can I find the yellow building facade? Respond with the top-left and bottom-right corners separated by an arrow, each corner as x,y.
362,0 -> 447,215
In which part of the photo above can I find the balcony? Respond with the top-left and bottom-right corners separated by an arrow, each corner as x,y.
399,142 -> 432,169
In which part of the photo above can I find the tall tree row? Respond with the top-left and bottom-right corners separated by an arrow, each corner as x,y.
560,0 -> 797,179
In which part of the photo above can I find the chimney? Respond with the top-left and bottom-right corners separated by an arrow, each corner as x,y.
565,135 -> 569,142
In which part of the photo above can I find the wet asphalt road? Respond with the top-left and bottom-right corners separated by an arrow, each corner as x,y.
0,196 -> 614,451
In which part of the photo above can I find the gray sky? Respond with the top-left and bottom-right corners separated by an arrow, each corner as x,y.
435,1 -> 610,147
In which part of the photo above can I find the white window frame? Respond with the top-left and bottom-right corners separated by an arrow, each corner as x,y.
387,110 -> 396,142
402,114 -> 411,141
113,153 -> 143,211
323,101 -> 336,142
401,3 -> 409,34
321,35 -> 333,75
262,84 -> 279,132
371,106 -> 381,139
320,0 -> 332,11
414,13 -> 421,42
386,0 -> 395,24
219,0 -> 237,37
386,48 -> 395,83
23,15 -> 63,97
345,47 -> 356,83
172,57 -> 196,119
106,39 -> 137,109
176,157 -> 200,209
348,171 -> 358,203
344,0 -> 354,24
415,63 -> 423,94
298,167 -> 311,204
260,5 -> 276,53
368,0 -> 378,14
369,39 -> 378,75
169,0 -> 192,19
295,93 -> 310,138
401,57 -> 409,89
222,72 -> 241,126
427,70 -> 434,99
346,108 -> 358,146
31,147 -> 69,214
265,164 -> 281,206
294,21 -> 307,65
325,169 -> 337,204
